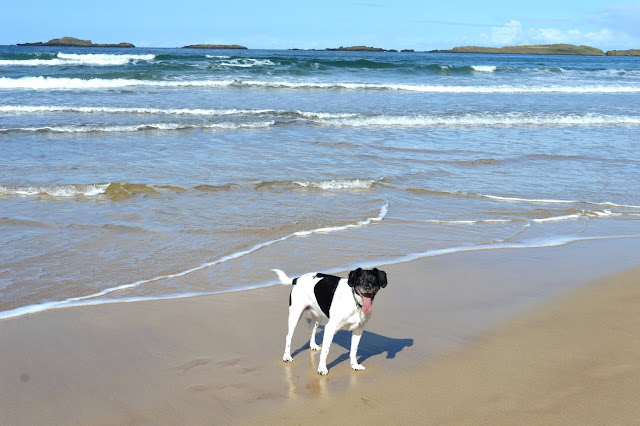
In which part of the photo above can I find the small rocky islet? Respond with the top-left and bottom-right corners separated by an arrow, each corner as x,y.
182,44 -> 247,49
17,37 -> 134,48
430,43 -> 638,56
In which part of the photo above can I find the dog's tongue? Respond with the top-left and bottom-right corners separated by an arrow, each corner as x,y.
362,295 -> 373,314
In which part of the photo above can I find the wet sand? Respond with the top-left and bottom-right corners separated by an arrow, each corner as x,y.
1,238 -> 639,424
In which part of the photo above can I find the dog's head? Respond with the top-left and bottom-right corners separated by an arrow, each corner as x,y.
348,268 -> 387,314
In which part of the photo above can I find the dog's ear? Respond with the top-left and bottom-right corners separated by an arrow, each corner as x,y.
373,268 -> 388,288
348,268 -> 363,287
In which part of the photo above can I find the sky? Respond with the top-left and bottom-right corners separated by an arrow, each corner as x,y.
1,0 -> 639,51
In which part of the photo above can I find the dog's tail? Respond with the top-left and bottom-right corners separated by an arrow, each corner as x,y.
271,269 -> 295,285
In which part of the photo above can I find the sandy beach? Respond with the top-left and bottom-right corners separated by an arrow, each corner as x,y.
1,237 -> 639,424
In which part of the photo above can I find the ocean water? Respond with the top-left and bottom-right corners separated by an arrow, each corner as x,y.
1,46 -> 639,319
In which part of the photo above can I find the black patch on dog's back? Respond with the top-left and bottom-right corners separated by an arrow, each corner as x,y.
313,273 -> 340,317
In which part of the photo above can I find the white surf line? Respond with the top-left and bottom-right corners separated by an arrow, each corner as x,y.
481,194 -> 578,204
0,121 -> 275,133
532,213 -> 583,223
350,233 -> 640,272
0,202 -> 388,320
3,77 -> 640,94
479,193 -> 640,210
3,232 -> 638,322
0,105 -> 279,116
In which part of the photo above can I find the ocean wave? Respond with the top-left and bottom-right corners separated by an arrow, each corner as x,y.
480,194 -> 578,204
0,121 -> 274,134
0,104 -> 358,119
0,179 -> 381,199
3,76 -> 640,93
315,112 -> 640,127
0,202 -> 389,320
2,105 -> 637,129
0,52 -> 155,66
293,179 -> 376,189
406,187 -> 640,211
470,65 -> 497,72
0,77 -> 235,90
0,183 -> 110,197
218,58 -> 276,67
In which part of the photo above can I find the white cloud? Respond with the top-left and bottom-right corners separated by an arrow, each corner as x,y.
489,20 -> 523,45
528,27 -> 614,46
480,19 -> 624,49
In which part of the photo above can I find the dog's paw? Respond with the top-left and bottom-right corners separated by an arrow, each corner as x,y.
310,343 -> 321,351
317,366 -> 329,375
282,355 -> 294,363
351,363 -> 365,371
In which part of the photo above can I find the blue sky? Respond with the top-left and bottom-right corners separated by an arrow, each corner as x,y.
1,0 -> 639,50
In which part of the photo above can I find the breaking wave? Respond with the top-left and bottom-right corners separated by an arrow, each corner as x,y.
2,77 -> 640,93
2,105 -> 638,130
0,52 -> 156,66
0,121 -> 274,133
0,178 -> 382,199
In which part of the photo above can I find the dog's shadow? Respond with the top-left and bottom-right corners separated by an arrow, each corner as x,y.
292,321 -> 414,370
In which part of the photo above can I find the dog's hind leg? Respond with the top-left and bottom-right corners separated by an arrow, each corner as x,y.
283,306 -> 303,362
309,314 -> 321,351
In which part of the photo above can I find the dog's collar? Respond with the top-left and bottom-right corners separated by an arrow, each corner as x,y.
352,287 -> 363,309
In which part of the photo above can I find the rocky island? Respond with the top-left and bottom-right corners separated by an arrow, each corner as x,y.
433,44 -> 606,56
18,37 -> 134,48
605,49 -> 640,56
182,44 -> 247,49
326,45 -> 398,52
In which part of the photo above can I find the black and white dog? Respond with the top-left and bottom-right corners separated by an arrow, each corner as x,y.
272,267 -> 387,375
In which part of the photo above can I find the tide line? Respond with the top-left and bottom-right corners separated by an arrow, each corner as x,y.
4,233 -> 638,322
0,202 -> 388,320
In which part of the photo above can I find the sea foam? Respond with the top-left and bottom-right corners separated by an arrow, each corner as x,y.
0,184 -> 110,197
293,179 -> 376,189
3,77 -> 640,94
0,53 -> 155,66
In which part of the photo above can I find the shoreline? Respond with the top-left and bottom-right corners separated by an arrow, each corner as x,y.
0,231 -> 635,321
1,237 -> 639,423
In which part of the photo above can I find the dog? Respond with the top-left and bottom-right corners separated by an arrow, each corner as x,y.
272,267 -> 387,375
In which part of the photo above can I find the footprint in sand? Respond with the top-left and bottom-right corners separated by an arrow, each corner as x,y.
177,358 -> 211,374
215,358 -> 242,368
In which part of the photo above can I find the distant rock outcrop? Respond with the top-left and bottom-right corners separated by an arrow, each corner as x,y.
17,37 -> 134,48
606,49 -> 640,56
326,46 -> 391,52
182,44 -> 248,49
433,44 -> 605,56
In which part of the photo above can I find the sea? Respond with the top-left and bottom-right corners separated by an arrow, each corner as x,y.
1,46 -> 639,319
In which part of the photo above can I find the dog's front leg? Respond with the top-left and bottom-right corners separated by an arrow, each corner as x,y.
317,322 -> 337,375
350,328 -> 365,371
